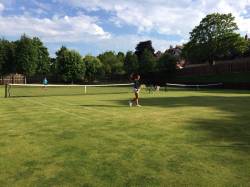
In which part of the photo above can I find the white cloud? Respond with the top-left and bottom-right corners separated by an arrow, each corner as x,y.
2,0 -> 250,55
0,14 -> 111,42
78,34 -> 181,55
0,0 -> 14,7
0,3 -> 4,13
32,0 -> 51,11
57,0 -> 250,37
46,34 -> 181,56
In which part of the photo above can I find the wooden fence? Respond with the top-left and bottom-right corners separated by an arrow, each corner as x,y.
177,57 -> 250,77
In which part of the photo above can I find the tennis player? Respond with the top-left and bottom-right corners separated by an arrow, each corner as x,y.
43,77 -> 48,88
129,73 -> 141,107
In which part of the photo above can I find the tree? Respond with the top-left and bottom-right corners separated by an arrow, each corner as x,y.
117,52 -> 125,64
135,40 -> 155,60
0,40 -> 4,75
98,51 -> 124,79
156,52 -> 177,79
183,13 -> 248,64
243,40 -> 250,57
50,57 -> 57,75
134,40 -> 157,75
0,39 -> 16,75
56,46 -> 85,83
83,55 -> 103,81
32,37 -> 50,76
139,49 -> 156,74
54,46 -> 67,76
15,35 -> 38,76
218,33 -> 248,59
124,51 -> 139,75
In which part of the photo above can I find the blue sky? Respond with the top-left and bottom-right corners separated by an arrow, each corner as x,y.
0,0 -> 250,56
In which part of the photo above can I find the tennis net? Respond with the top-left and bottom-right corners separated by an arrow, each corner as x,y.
166,83 -> 223,91
4,83 -> 133,97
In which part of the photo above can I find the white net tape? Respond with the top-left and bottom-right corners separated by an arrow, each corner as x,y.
8,83 -> 133,87
166,83 -> 223,87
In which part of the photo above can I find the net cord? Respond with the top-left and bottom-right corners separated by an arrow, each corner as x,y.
166,83 -> 223,87
8,83 -> 133,87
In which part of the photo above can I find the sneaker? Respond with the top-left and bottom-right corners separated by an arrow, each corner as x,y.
129,101 -> 133,107
136,104 -> 142,107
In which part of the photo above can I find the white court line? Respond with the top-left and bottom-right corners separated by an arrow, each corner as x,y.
51,97 -> 121,117
0,111 -> 56,117
26,99 -> 92,121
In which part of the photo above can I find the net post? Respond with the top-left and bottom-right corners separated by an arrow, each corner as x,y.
84,85 -> 87,94
5,84 -> 8,98
196,85 -> 199,91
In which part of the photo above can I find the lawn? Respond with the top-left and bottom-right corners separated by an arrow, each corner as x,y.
0,86 -> 250,186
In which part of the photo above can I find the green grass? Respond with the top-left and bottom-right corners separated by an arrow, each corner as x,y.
0,86 -> 250,186
175,72 -> 250,83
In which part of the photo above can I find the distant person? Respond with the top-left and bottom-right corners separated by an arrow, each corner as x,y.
129,73 -> 141,107
43,77 -> 48,88
155,85 -> 160,91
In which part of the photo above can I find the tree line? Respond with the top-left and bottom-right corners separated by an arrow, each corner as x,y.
1,13 -> 250,84
182,13 -> 250,64
0,35 -> 177,84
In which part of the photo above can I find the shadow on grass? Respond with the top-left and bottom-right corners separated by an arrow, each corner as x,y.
79,104 -> 126,108
116,95 -> 250,151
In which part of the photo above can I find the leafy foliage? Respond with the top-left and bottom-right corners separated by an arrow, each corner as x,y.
33,37 -> 50,76
139,49 -> 156,74
97,51 -> 124,79
183,13 -> 248,64
157,52 -> 177,72
0,39 -> 16,75
83,55 -> 103,81
124,51 -> 139,75
56,46 -> 85,83
135,40 -> 155,60
15,35 -> 38,76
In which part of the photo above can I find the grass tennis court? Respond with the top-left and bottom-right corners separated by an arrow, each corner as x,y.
0,86 -> 250,186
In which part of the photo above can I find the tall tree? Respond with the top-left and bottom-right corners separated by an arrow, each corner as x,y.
15,35 -> 38,76
134,40 -> 156,75
0,39 -> 16,75
243,40 -> 250,57
183,13 -> 248,64
117,52 -> 125,64
56,46 -> 85,83
139,49 -> 156,74
124,51 -> 139,75
50,57 -> 57,75
135,40 -> 155,60
54,46 -> 67,76
83,55 -> 103,81
156,52 -> 177,80
98,51 -> 124,78
33,37 -> 50,76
